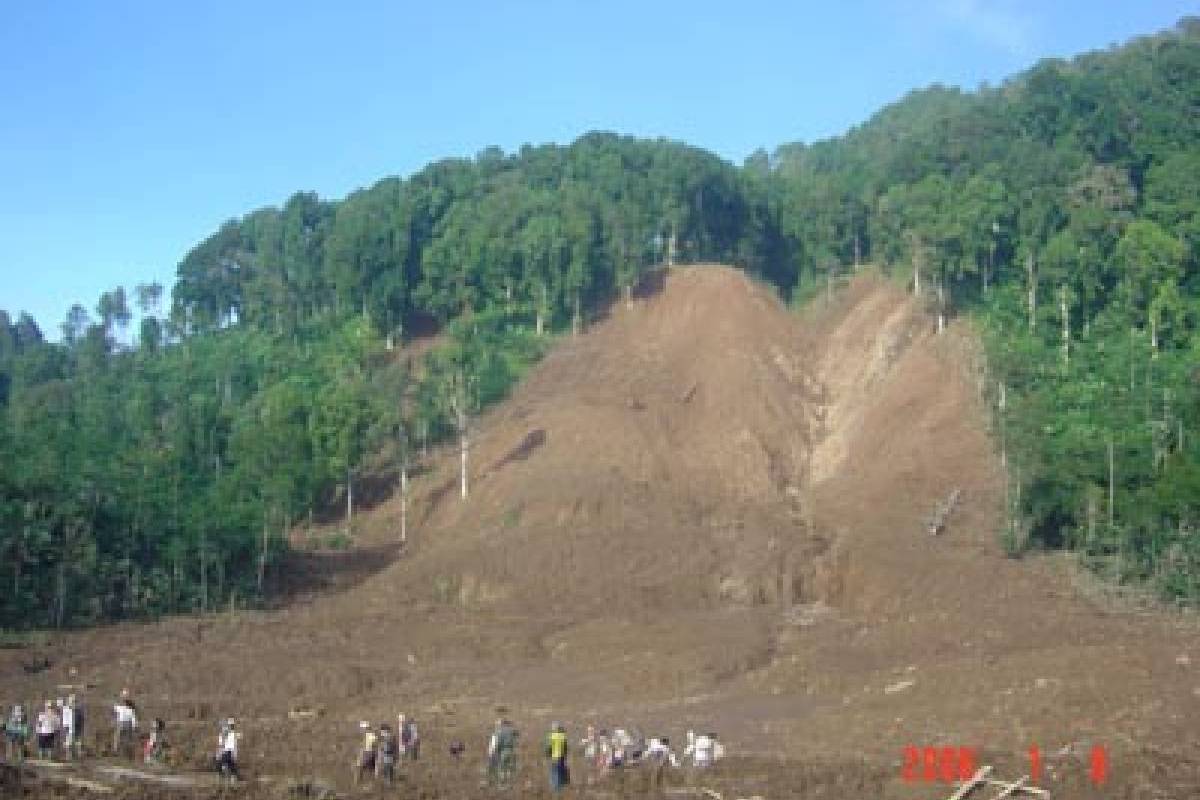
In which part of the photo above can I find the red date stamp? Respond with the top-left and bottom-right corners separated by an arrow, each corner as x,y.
901,745 -> 977,783
901,743 -> 1110,786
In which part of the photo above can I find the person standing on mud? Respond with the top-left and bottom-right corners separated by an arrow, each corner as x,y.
580,724 -> 600,783
111,689 -> 137,759
645,735 -> 678,790
486,718 -> 518,787
398,712 -> 420,760
4,705 -> 28,763
684,730 -> 716,768
544,722 -> 570,792
60,695 -> 75,760
216,718 -> 240,784
143,718 -> 167,765
70,694 -> 86,760
376,723 -> 398,785
352,721 -> 377,786
35,701 -> 57,760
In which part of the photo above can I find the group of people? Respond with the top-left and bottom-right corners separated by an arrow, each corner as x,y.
579,726 -> 723,773
352,713 -> 420,786
4,694 -> 85,764
483,718 -> 725,793
7,690 -> 723,794
4,688 -> 242,785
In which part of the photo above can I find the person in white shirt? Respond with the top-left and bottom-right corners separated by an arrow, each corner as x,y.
60,697 -> 75,760
217,718 -> 240,783
645,735 -> 678,790
644,737 -> 679,768
112,689 -> 138,760
35,701 -> 57,760
684,730 -> 716,768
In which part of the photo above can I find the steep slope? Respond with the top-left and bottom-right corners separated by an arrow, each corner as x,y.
394,266 -> 829,616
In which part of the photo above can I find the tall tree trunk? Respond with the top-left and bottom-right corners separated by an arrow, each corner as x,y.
1087,492 -> 1097,546
200,530 -> 208,613
459,415 -> 469,500
400,459 -> 408,544
216,559 -> 225,604
345,466 -> 354,529
624,283 -> 632,308
985,242 -> 994,295
998,381 -> 1007,469
1060,284 -> 1070,366
1129,327 -> 1136,392
13,527 -> 24,598
258,513 -> 268,594
936,277 -> 946,333
536,284 -> 547,336
1108,439 -> 1115,527
55,559 -> 66,628
572,294 -> 581,336
1026,252 -> 1037,333
172,554 -> 180,613
853,232 -> 861,269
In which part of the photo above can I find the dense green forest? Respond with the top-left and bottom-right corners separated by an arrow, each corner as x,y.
2,18 -> 1198,628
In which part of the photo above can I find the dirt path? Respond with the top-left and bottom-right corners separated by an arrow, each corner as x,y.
2,266 -> 1197,798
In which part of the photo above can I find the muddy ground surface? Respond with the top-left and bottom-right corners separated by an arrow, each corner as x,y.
3,266 -> 1198,798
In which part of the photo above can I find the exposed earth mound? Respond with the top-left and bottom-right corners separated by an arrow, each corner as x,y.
3,266 -> 1198,798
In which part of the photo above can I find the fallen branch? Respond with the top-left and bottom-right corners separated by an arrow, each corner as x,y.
927,487 -> 962,535
946,765 -> 992,799
980,776 -> 1047,798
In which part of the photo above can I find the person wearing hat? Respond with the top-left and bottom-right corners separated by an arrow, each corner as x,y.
544,721 -> 570,792
352,720 -> 377,786
216,718 -> 240,783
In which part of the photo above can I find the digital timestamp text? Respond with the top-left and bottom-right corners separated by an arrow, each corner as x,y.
901,744 -> 1109,786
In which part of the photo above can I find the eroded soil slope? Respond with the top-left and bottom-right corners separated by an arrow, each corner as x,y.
3,266 -> 1198,799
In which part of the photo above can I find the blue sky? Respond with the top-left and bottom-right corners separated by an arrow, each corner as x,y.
1,0 -> 1195,337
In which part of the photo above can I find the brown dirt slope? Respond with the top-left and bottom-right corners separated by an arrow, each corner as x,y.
396,265 -> 826,616
3,265 -> 1198,799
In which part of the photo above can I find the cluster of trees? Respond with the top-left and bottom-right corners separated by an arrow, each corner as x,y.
171,135 -> 784,340
3,18 -> 1198,628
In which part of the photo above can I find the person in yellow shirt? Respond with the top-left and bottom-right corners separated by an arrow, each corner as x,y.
544,722 -> 570,792
352,721 -> 377,786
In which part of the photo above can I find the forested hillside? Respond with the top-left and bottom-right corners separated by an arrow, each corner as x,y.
2,18 -> 1198,629
768,17 -> 1200,599
0,136 -> 786,627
